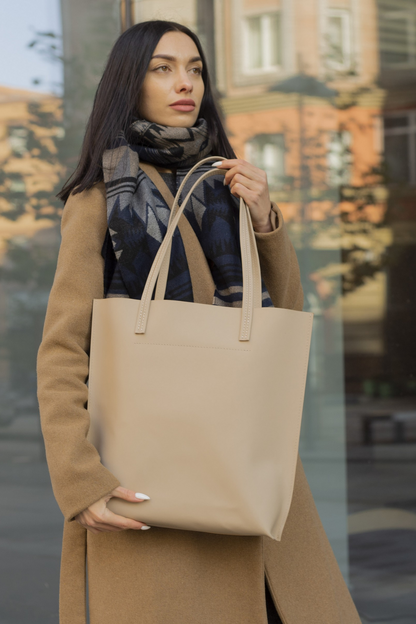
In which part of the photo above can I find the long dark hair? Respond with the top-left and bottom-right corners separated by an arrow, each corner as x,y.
58,20 -> 236,203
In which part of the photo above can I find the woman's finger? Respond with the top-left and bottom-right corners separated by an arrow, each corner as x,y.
215,159 -> 266,185
86,503 -> 149,530
78,511 -> 150,532
215,158 -> 272,229
108,486 -> 151,503
228,172 -> 262,193
229,183 -> 256,204
77,514 -> 124,531
101,506 -> 151,530
75,489 -> 152,532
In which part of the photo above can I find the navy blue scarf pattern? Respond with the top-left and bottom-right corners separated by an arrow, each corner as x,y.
102,117 -> 274,307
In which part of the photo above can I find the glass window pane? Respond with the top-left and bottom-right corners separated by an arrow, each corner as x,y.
327,130 -> 352,186
246,16 -> 262,69
328,15 -> 346,65
384,115 -> 409,129
384,134 -> 410,182
8,127 -> 29,156
247,134 -> 285,188
379,13 -> 412,65
268,13 -> 281,67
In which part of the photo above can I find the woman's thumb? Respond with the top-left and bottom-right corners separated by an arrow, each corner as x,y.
110,486 -> 151,502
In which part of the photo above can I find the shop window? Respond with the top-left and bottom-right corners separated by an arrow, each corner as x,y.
327,130 -> 353,187
245,133 -> 285,189
8,126 -> 29,156
378,5 -> 416,67
383,112 -> 416,184
242,12 -> 281,73
326,9 -> 352,71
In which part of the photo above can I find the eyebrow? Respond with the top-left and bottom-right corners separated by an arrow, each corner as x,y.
150,54 -> 203,63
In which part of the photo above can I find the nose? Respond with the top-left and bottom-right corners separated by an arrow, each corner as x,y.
175,67 -> 193,93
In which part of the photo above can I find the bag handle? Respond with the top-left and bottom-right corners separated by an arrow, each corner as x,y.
156,156 -> 263,328
135,155 -> 262,341
139,161 -> 215,304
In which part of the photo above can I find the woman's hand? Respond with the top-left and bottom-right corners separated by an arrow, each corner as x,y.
212,159 -> 273,233
74,486 -> 151,534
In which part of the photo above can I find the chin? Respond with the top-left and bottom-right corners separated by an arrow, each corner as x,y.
145,112 -> 199,127
172,114 -> 200,127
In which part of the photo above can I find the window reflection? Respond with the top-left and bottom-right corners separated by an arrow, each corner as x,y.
379,1 -> 416,68
246,133 -> 285,189
326,9 -> 352,71
243,13 -> 282,72
327,130 -> 352,187
384,112 -> 416,185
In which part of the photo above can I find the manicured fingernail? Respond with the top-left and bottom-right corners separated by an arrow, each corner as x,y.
135,492 -> 150,500
211,161 -> 223,167
141,525 -> 151,530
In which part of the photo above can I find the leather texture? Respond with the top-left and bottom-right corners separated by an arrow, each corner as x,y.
86,156 -> 314,541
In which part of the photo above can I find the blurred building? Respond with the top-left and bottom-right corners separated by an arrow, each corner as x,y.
0,86 -> 61,258
0,86 -> 62,424
129,0 -> 416,402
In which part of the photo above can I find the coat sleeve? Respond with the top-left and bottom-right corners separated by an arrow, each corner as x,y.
254,201 -> 304,312
36,183 -> 120,522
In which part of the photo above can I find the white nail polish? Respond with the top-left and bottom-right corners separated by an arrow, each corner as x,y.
211,161 -> 223,167
141,525 -> 151,530
135,492 -> 150,500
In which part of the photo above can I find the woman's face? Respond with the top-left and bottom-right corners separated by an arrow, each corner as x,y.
137,31 -> 205,127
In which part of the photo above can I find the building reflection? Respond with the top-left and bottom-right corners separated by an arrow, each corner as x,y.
0,86 -> 62,428
0,0 -> 415,621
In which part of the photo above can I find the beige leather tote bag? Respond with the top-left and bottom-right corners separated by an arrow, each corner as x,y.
87,155 -> 313,541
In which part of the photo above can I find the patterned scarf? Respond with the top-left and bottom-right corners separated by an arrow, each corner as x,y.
102,117 -> 274,307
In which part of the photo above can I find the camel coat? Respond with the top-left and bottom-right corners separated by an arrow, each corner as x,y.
37,167 -> 361,624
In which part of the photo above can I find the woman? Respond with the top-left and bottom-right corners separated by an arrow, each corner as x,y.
37,19 -> 361,624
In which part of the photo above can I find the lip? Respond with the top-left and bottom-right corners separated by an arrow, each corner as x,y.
170,99 -> 195,112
